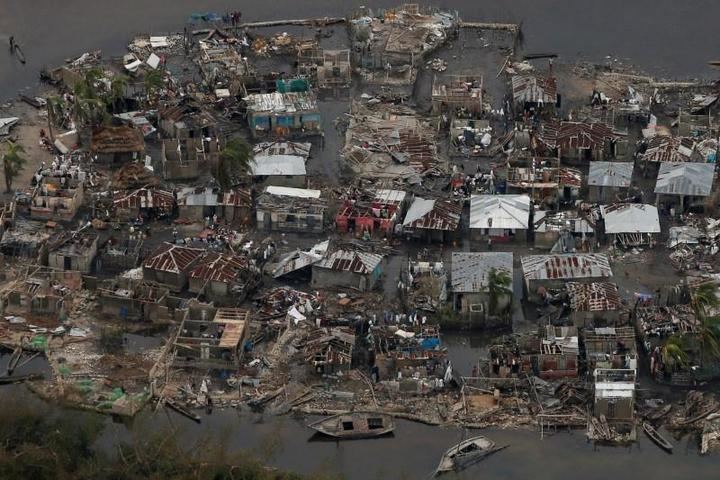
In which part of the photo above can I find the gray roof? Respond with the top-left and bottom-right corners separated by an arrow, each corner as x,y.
251,155 -> 306,176
521,253 -> 612,282
451,252 -> 513,293
587,161 -> 633,188
601,204 -> 660,234
469,194 -> 530,230
655,162 -> 715,197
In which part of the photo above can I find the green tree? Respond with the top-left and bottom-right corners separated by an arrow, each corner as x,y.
106,74 -> 129,113
143,69 -> 165,106
691,282 -> 720,365
486,267 -> 512,316
216,138 -> 253,189
2,141 -> 26,193
45,96 -> 66,142
662,334 -> 688,372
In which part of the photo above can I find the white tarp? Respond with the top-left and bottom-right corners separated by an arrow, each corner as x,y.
0,117 -> 19,136
146,53 -> 161,69
286,306 -> 306,325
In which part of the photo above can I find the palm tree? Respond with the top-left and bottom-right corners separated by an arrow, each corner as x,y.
216,138 -> 253,190
107,75 -> 129,113
662,334 -> 688,373
691,282 -> 720,320
690,282 -> 720,365
2,141 -> 27,193
45,96 -> 66,142
486,267 -> 512,316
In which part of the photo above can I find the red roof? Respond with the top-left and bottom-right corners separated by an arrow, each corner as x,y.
188,252 -> 253,283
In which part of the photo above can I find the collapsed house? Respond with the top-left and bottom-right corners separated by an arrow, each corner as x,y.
654,162 -> 715,212
253,141 -> 312,159
173,304 -> 251,370
90,125 -> 145,165
30,174 -> 84,221
256,186 -> 327,233
535,121 -> 620,162
431,75 -> 483,115
402,197 -> 461,242
143,242 -> 204,291
583,326 -> 637,372
303,327 -> 356,374
311,249 -> 384,292
469,194 -> 530,241
588,369 -> 637,443
161,137 -> 220,180
449,252 -> 513,330
349,4 -> 458,90
98,278 -> 173,322
47,232 -> 98,273
521,253 -> 613,302
533,210 -> 593,252
335,189 -> 407,236
400,259 -> 447,313
600,203 -> 660,247
0,220 -> 54,260
504,162 -> 582,206
187,252 -> 260,303
566,282 -> 623,327
97,234 -> 143,272
271,240 -> 329,279
639,136 -> 700,164
536,325 -> 579,379
343,102 -> 444,183
158,99 -> 218,139
512,71 -> 558,113
3,267 -> 82,318
587,161 -> 634,203
112,187 -> 175,221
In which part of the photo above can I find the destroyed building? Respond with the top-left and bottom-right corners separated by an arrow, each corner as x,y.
187,252 -> 260,304
600,203 -> 660,247
587,161 -> 635,203
158,99 -> 218,139
535,121 -> 620,162
450,252 -> 513,330
90,125 -> 145,164
97,234 -> 143,272
271,240 -> 328,279
3,267 -> 82,318
654,162 -> 715,212
161,137 -> 220,181
639,136 -> 700,164
176,187 -> 220,221
566,282 -> 623,327
304,327 -> 356,375
504,162 -> 582,206
47,232 -> 98,273
512,71 -> 558,113
0,220 -> 53,261
335,189 -> 407,236
311,249 -> 384,292
173,304 -> 250,370
256,186 -> 327,233
431,75 -> 483,115
469,194 -> 530,241
521,253 -> 613,302
584,326 -> 637,372
112,187 -> 175,221
219,188 -> 253,225
400,259 -> 447,313
536,325 -> 579,379
533,210 -> 593,252
98,278 -> 173,322
402,197 -> 461,242
30,175 -> 84,221
244,88 -> 321,139
589,369 -> 637,442
143,242 -> 204,291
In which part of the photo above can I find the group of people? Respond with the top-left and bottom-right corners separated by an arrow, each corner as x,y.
225,11 -> 243,26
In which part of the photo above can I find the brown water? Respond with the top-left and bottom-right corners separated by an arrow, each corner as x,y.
1,0 -> 719,100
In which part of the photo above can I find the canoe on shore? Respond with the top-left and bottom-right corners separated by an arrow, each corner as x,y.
643,422 -> 673,453
308,412 -> 394,439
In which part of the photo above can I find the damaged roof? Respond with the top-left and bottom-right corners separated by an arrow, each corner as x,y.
640,136 -> 698,163
244,91 -> 317,114
566,282 -> 622,312
537,121 -> 617,151
512,73 -> 557,104
253,141 -> 312,159
314,249 -> 383,275
188,252 -> 254,284
264,186 -> 321,198
587,161 -> 633,188
402,198 -> 461,231
450,252 -> 513,293
113,188 -> 175,210
601,203 -> 660,234
144,242 -> 203,273
655,162 -> 715,197
90,125 -> 144,153
521,253 -> 613,282
469,194 -> 530,230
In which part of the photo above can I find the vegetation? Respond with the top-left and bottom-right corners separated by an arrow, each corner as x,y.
486,267 -> 512,316
46,95 -> 66,141
690,282 -> 720,364
143,69 -> 165,105
216,138 -> 253,189
2,140 -> 27,193
662,334 -> 688,371
0,398 -> 340,480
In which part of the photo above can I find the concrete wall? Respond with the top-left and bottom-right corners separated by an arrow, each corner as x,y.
143,268 -> 186,292
311,266 -> 379,292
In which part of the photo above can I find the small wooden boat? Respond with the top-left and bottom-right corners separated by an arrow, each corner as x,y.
13,45 -> 26,64
643,422 -> 673,453
19,94 -> 46,109
435,436 -> 505,475
163,397 -> 201,423
7,345 -> 23,376
308,412 -> 395,439
646,404 -> 672,421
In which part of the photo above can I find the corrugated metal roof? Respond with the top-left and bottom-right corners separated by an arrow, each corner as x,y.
314,250 -> 383,275
144,242 -> 203,273
512,74 -> 557,104
188,252 -> 254,283
521,253 -> 612,281
251,155 -> 306,176
534,210 -> 593,234
587,161 -> 633,188
450,252 -> 513,293
566,282 -> 621,312
641,136 -> 697,163
655,162 -> 714,197
244,91 -> 317,113
601,203 -> 660,234
177,187 -> 219,207
402,198 -> 461,231
469,194 -> 530,230
374,189 -> 406,205
265,186 -> 321,198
